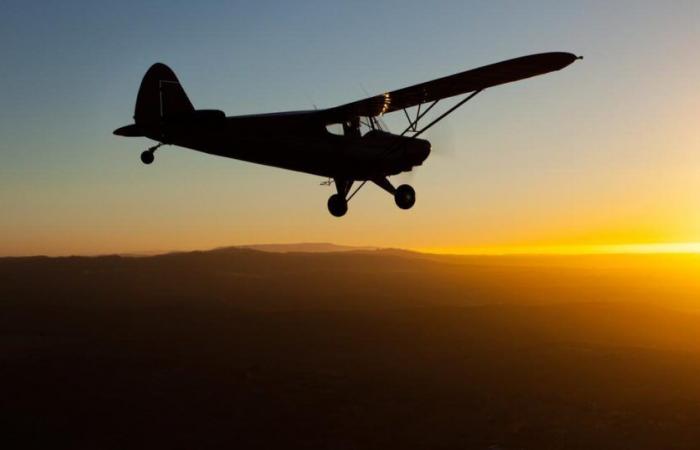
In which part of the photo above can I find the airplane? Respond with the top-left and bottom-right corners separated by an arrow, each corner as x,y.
114,52 -> 580,217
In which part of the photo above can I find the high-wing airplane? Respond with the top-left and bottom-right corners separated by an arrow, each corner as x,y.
114,52 -> 580,216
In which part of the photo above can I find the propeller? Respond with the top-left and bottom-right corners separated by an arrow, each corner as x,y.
425,119 -> 456,159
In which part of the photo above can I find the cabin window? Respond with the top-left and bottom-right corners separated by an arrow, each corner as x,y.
326,123 -> 345,136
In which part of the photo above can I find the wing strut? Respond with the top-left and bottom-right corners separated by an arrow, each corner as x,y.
382,89 -> 483,158
400,99 -> 439,136
408,89 -> 482,140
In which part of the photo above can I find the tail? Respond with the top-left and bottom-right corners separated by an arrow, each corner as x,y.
114,63 -> 195,138
135,63 -> 194,124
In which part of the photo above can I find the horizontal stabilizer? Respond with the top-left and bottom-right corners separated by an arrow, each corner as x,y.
113,124 -> 145,137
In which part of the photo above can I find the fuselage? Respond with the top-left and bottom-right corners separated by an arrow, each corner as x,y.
145,110 -> 431,180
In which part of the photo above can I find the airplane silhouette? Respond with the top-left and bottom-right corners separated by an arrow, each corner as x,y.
114,52 -> 580,216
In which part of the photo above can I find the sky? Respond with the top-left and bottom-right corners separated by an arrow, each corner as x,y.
1,0 -> 699,256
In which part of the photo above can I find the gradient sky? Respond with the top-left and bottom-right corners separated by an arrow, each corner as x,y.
1,0 -> 699,256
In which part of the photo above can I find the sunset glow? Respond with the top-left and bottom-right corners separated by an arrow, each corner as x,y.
1,1 -> 699,256
421,242 -> 700,256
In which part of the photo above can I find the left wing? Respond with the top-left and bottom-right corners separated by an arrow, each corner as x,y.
319,52 -> 580,124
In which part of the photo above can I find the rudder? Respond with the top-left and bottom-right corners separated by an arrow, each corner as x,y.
134,63 -> 194,125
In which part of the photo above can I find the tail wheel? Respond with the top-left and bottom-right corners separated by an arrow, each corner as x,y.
327,194 -> 348,217
140,150 -> 155,165
394,184 -> 415,209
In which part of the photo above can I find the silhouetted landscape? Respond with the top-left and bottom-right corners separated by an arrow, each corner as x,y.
3,247 -> 700,449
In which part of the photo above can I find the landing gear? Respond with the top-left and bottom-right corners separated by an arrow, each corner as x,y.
140,143 -> 163,165
325,177 -> 416,216
327,194 -> 348,217
326,178 -> 354,217
372,178 -> 416,210
394,184 -> 416,209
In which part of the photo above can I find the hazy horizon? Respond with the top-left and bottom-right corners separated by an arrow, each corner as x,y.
6,240 -> 700,258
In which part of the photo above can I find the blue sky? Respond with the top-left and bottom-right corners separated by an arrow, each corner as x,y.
1,1 -> 699,255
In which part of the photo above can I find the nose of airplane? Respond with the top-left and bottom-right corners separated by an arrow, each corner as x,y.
407,138 -> 431,164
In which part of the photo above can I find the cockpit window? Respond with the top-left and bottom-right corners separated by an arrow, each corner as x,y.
325,123 -> 345,136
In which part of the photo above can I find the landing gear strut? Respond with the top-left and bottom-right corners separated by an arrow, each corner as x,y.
140,143 -> 163,165
372,178 -> 416,210
327,178 -> 353,217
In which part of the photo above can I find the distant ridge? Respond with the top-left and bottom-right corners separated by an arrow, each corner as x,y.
0,243 -> 415,259
234,243 -> 378,253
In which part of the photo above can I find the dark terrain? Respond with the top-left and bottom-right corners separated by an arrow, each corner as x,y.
2,248 -> 700,449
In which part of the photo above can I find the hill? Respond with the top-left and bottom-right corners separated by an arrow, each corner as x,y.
235,242 -> 378,253
2,248 -> 700,449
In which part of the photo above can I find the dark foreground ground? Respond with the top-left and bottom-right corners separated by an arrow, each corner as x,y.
2,249 -> 700,449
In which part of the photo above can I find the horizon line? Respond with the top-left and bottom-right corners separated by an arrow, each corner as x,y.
3,241 -> 700,259
418,242 -> 700,256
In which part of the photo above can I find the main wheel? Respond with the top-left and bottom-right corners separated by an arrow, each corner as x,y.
394,184 -> 416,209
327,194 -> 348,217
140,150 -> 155,165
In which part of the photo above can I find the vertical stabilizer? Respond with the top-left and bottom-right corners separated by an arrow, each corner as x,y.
134,63 -> 194,125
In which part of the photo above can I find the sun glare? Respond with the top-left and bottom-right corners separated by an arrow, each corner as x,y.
421,242 -> 700,256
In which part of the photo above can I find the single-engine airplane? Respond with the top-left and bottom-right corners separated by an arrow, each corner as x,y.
114,52 -> 580,216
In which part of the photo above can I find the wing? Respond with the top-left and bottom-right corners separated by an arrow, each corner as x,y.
320,52 -> 579,123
